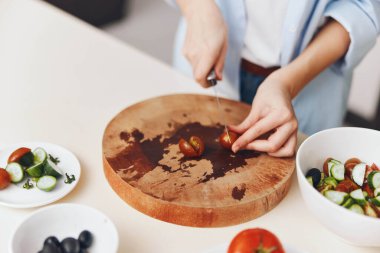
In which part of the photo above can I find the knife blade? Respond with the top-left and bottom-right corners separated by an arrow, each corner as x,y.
207,70 -> 231,143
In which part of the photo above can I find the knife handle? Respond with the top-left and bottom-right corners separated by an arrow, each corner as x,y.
207,69 -> 217,86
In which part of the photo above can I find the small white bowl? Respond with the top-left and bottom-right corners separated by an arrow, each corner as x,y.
296,127 -> 380,246
9,203 -> 119,253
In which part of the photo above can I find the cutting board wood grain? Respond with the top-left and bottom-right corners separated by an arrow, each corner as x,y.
102,94 -> 295,227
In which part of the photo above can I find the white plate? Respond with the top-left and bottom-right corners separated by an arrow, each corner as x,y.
9,203 -> 119,253
203,242 -> 309,253
0,142 -> 80,208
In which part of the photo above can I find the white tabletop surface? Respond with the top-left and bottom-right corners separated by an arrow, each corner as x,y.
0,1 -> 379,253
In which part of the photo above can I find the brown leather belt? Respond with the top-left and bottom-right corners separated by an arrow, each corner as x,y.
241,58 -> 280,77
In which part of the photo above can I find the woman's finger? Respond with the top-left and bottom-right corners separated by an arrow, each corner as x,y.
228,110 -> 260,134
244,121 -> 297,153
268,131 -> 297,157
193,45 -> 222,88
232,113 -> 284,153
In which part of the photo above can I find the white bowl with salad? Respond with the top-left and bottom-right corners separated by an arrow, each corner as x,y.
296,127 -> 380,246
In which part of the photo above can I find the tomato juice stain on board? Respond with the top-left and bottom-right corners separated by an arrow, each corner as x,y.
106,122 -> 260,184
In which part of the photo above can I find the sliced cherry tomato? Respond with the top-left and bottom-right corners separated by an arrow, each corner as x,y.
7,147 -> 31,163
0,168 -> 11,190
228,228 -> 285,253
344,158 -> 361,168
335,179 -> 359,193
219,131 -> 239,150
371,163 -> 380,171
178,136 -> 205,158
344,163 -> 357,178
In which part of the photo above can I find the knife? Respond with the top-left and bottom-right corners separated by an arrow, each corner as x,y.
207,69 -> 231,142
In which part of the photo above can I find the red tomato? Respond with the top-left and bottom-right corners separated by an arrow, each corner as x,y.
344,158 -> 361,167
219,131 -> 239,150
228,228 -> 285,253
7,147 -> 31,163
178,136 -> 205,158
0,168 -> 11,190
371,163 -> 380,171
335,179 -> 359,193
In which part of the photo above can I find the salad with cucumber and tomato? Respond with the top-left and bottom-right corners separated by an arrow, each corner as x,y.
0,147 -> 75,192
306,157 -> 380,218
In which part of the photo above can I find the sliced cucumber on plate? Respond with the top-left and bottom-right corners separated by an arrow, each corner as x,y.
26,162 -> 44,178
44,159 -> 63,178
33,147 -> 47,164
5,163 -> 24,183
37,176 -> 57,192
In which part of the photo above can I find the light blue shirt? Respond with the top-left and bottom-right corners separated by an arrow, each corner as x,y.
171,0 -> 380,135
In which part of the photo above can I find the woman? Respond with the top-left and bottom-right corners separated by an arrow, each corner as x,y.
170,0 -> 380,157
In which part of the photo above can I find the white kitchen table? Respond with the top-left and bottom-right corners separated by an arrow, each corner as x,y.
0,1 -> 378,253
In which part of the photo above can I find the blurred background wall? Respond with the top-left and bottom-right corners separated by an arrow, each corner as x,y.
44,0 -> 380,130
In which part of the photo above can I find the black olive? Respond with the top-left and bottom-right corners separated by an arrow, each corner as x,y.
41,243 -> 62,253
306,168 -> 322,188
78,230 -> 93,249
61,237 -> 81,253
44,236 -> 60,248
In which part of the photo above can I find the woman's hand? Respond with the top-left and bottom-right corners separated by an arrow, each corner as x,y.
229,73 -> 298,157
229,19 -> 350,157
177,0 -> 227,87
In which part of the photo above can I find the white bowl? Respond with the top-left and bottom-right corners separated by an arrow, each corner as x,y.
10,203 -> 119,253
296,127 -> 380,246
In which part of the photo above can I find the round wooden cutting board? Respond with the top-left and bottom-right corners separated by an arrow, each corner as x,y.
102,94 -> 295,227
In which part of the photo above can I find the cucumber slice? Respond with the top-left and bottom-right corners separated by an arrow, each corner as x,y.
351,163 -> 366,187
330,159 -> 342,165
349,204 -> 364,215
324,190 -> 348,205
5,163 -> 24,183
307,176 -> 313,186
324,177 -> 338,188
374,188 -> 380,197
350,189 -> 366,206
331,163 -> 345,181
368,171 -> 380,189
26,162 -> 44,178
371,196 -> 380,207
44,159 -> 63,178
33,147 -> 47,164
342,197 -> 355,208
327,162 -> 334,176
36,175 -> 57,192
